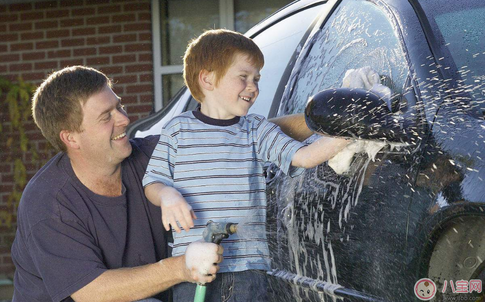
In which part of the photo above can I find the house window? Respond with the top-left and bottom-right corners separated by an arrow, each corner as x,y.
151,0 -> 292,111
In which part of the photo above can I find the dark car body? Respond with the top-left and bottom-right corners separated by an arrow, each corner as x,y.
129,0 -> 485,301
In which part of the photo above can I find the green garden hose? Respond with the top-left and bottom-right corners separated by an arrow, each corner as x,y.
193,221 -> 238,302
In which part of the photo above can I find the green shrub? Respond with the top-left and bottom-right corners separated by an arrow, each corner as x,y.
0,77 -> 37,228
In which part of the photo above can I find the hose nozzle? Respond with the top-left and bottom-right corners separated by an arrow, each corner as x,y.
202,220 -> 238,244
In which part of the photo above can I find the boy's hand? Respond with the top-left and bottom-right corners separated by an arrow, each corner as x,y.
159,186 -> 197,233
184,241 -> 223,284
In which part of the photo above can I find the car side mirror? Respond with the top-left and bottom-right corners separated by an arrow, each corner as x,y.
304,88 -> 411,143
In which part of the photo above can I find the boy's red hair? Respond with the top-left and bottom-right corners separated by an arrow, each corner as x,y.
183,29 -> 264,102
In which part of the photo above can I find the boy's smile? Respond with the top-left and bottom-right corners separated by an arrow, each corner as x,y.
201,53 -> 261,120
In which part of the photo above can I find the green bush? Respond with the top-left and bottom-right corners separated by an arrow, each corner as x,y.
0,77 -> 36,228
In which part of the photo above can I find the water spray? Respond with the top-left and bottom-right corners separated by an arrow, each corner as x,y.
194,220 -> 238,302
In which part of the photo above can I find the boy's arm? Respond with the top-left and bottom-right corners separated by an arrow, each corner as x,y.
144,183 -> 196,233
269,113 -> 313,142
292,136 -> 350,169
268,113 -> 350,168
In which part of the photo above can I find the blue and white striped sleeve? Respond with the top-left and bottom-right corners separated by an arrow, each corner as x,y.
142,123 -> 178,188
252,115 -> 306,177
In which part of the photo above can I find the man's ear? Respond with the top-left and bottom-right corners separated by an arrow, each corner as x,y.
60,130 -> 80,150
198,69 -> 215,91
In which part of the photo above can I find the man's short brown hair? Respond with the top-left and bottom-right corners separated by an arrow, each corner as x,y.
32,66 -> 111,152
183,29 -> 264,102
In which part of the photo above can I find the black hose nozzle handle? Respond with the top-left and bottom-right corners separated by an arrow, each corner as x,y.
202,221 -> 238,244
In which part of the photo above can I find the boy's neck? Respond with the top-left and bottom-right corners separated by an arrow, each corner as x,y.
193,110 -> 240,126
200,102 -> 237,120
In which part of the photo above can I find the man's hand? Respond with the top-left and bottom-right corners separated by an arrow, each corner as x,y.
342,66 -> 392,110
159,186 -> 196,233
184,241 -> 223,284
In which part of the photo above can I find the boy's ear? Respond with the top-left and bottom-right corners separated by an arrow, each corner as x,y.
199,69 -> 215,91
60,130 -> 80,150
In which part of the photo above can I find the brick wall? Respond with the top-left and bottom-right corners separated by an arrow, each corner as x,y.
0,0 -> 154,278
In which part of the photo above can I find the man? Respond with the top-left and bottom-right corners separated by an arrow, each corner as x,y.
11,66 -> 222,302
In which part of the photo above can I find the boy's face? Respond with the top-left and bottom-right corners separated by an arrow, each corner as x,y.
202,53 -> 260,119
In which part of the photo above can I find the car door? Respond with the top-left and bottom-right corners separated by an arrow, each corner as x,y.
266,0 -> 428,301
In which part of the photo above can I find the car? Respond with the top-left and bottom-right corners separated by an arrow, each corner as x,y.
128,0 -> 485,301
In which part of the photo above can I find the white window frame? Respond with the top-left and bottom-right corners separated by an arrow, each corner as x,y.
151,0 -> 236,111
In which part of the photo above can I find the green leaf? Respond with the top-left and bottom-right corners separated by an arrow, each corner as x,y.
19,89 -> 30,103
0,75 -> 44,229
7,87 -> 20,128
14,158 -> 27,188
20,133 -> 28,152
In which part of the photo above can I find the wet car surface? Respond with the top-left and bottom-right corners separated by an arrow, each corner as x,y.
130,0 -> 485,301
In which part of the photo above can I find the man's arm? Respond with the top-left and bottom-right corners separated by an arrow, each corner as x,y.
269,114 -> 313,142
72,244 -> 222,302
71,256 -> 186,302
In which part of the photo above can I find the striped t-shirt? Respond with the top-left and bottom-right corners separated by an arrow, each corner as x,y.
143,110 -> 305,273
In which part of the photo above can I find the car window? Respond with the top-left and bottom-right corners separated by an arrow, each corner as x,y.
183,5 -> 322,118
133,88 -> 192,137
418,0 -> 485,118
249,5 -> 322,117
280,0 -> 410,116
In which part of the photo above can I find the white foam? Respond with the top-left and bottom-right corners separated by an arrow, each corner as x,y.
328,140 -> 386,175
185,240 -> 218,275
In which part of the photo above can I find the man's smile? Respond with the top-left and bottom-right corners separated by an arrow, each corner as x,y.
111,132 -> 127,141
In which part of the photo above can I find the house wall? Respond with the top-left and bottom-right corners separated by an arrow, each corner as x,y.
0,0 -> 154,277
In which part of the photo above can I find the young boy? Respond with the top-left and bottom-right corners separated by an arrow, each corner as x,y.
143,29 -> 349,301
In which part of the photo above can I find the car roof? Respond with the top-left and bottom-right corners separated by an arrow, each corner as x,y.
245,0 -> 328,38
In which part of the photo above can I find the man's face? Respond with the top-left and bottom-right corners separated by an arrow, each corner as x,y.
203,53 -> 261,119
75,85 -> 132,165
